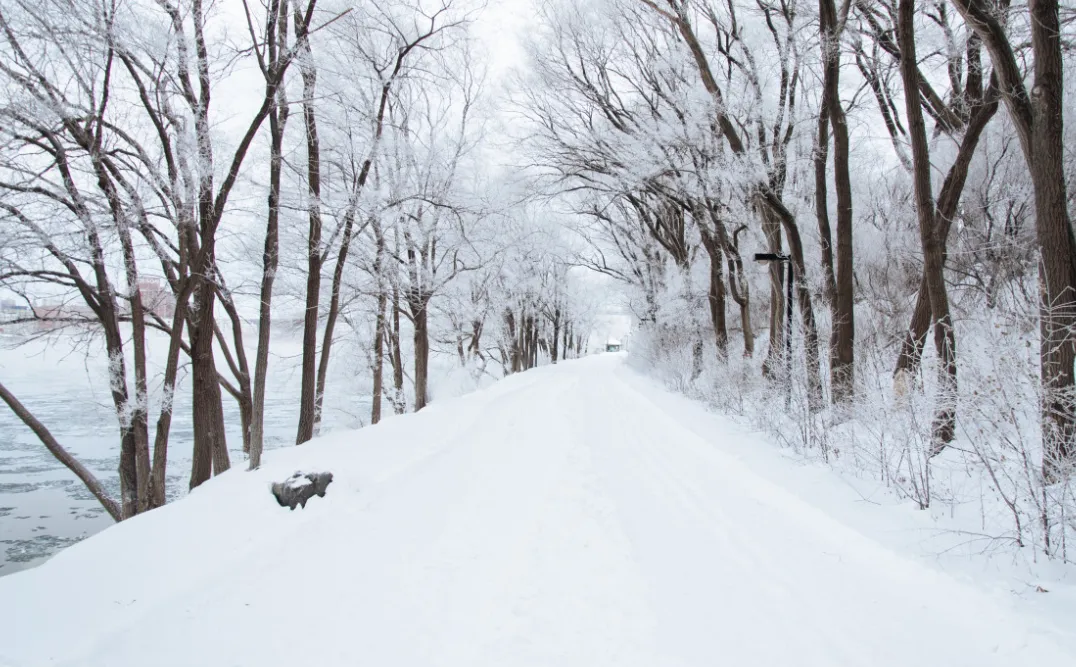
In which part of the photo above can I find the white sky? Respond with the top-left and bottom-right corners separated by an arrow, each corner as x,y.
469,0 -> 531,81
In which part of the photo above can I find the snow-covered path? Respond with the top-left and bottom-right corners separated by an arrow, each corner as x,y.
0,354 -> 1072,666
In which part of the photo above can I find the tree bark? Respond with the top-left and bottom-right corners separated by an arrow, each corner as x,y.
295,14 -> 324,445
821,0 -> 856,404
249,0 -> 290,470
724,226 -> 754,358
371,221 -> 387,425
814,99 -> 838,308
893,81 -> 999,389
372,296 -> 386,426
949,0 -> 1076,479
899,0 -> 957,451
188,279 -> 228,489
551,308 -> 561,363
699,228 -> 729,360
215,288 -> 252,456
314,206 -> 359,433
413,297 -> 430,411
390,288 -> 406,414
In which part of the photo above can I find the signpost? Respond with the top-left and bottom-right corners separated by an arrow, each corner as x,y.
754,253 -> 793,408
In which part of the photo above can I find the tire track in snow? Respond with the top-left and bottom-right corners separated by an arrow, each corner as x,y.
573,359 -> 1072,666
565,371 -> 868,666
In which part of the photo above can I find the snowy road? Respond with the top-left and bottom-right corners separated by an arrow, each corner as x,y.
0,354 -> 1072,666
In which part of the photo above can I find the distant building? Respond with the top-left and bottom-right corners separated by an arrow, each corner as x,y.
0,299 -> 31,321
0,299 -> 33,334
0,280 -> 174,335
606,338 -> 622,352
138,279 -> 175,319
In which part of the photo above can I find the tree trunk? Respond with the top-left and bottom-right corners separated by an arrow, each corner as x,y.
821,0 -> 856,404
505,309 -> 520,373
390,289 -> 406,414
551,309 -> 560,363
105,191 -> 150,513
899,0 -> 957,451
249,0 -> 290,470
894,81 -> 999,391
214,286 -> 252,458
189,279 -> 228,489
723,227 -> 754,358
413,297 -> 430,411
1025,0 -> 1076,480
295,20 -> 324,445
371,224 -> 387,426
314,207 -> 359,434
699,228 -> 729,360
372,292 -> 386,425
814,98 -> 838,307
471,319 -> 484,359
950,0 -> 1076,479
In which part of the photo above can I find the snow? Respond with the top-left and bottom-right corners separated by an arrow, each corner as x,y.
1,354 -> 1075,666
281,472 -> 313,490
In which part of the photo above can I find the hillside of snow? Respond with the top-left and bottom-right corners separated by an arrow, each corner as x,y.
2,354 -> 1075,666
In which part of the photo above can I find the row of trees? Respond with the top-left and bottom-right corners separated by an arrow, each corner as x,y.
517,0 -> 1075,478
0,0 -> 595,521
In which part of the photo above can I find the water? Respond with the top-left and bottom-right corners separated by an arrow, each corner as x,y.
0,332 -> 370,576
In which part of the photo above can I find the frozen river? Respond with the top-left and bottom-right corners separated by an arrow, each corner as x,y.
0,331 -> 369,576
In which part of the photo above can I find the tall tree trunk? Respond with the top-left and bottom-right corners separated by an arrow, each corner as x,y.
216,288 -> 253,455
390,288 -> 406,414
413,297 -> 430,411
314,207 -> 359,433
188,0 -> 229,489
1025,0 -> 1076,480
723,226 -> 754,358
295,13 -> 324,445
814,99 -> 838,307
699,229 -> 729,360
79,123 -> 145,515
950,0 -> 1076,480
189,279 -> 228,488
372,297 -> 386,425
249,0 -> 290,470
149,284 -> 190,506
93,159 -> 151,513
471,319 -> 484,359
124,281 -> 150,514
894,81 -> 999,392
899,0 -> 957,451
371,224 -> 386,426
551,309 -> 560,363
505,309 -> 520,373
821,0 -> 856,403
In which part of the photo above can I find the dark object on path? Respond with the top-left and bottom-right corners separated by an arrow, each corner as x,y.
271,471 -> 333,510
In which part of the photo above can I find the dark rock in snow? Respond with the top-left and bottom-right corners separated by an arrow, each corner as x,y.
271,471 -> 334,510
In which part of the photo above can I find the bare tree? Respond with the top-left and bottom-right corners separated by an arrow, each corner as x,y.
949,0 -> 1076,480
246,0 -> 293,469
897,0 -> 957,449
